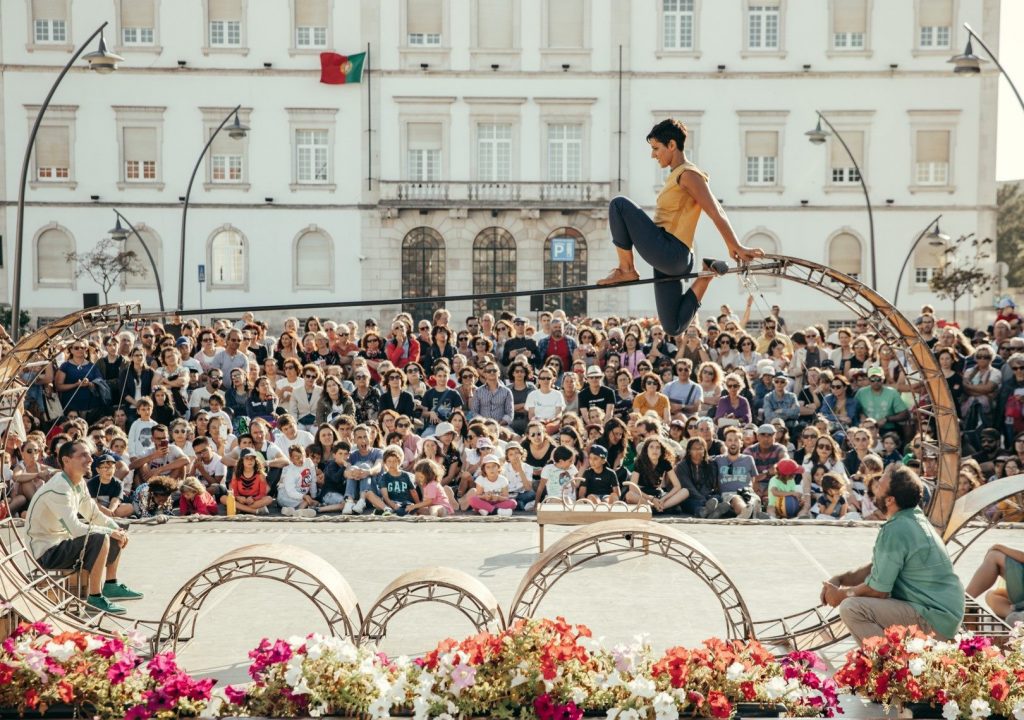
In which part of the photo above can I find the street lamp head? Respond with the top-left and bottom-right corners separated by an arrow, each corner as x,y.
805,118 -> 829,145
927,222 -> 951,246
108,215 -> 129,241
949,37 -> 984,74
82,32 -> 124,74
227,112 -> 249,140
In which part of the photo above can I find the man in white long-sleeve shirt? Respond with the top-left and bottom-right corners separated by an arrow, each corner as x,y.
26,440 -> 143,615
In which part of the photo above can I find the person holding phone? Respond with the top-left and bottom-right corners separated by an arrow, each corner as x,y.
128,424 -> 190,482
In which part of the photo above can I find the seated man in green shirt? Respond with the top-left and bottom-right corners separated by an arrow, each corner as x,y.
820,464 -> 964,644
854,367 -> 909,433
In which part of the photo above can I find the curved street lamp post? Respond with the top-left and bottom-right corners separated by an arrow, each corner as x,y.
177,106 -> 249,312
109,210 -> 165,313
950,22 -> 1024,114
10,24 -> 123,341
893,215 -> 949,308
806,111 -> 877,290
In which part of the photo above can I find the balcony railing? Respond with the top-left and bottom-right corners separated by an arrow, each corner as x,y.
379,180 -> 612,207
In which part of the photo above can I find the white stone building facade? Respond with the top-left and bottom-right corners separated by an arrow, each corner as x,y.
0,0 -> 1002,329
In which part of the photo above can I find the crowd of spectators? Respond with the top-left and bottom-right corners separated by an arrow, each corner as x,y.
1,295 -> 1022,523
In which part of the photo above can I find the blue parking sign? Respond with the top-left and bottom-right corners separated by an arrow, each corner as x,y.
198,264 -> 206,283
550,237 -> 575,262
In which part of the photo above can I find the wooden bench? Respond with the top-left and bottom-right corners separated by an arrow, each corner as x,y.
536,498 -> 653,552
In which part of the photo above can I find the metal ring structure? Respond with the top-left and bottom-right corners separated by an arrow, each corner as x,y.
942,475 -> 1024,565
359,566 -> 503,644
507,519 -> 756,641
0,305 -> 173,653
155,544 -> 362,651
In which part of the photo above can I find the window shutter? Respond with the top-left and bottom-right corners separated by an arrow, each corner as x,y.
920,0 -> 952,26
750,0 -> 780,7
916,130 -> 949,162
124,127 -> 157,162
125,231 -> 161,287
830,130 -> 864,167
295,0 -> 328,26
407,0 -> 442,35
407,122 -> 442,150
477,0 -> 512,48
209,0 -> 242,21
830,233 -> 861,275
296,232 -> 332,287
36,126 -> 69,168
121,0 -> 155,27
209,124 -> 240,156
745,131 -> 777,157
32,0 -> 66,20
37,230 -> 71,283
548,0 -> 584,48
833,0 -> 866,33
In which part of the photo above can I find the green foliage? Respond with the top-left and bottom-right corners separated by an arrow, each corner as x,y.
929,233 -> 997,319
998,182 -> 1024,286
0,304 -> 31,332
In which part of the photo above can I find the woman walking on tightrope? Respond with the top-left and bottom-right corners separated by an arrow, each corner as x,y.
597,118 -> 764,334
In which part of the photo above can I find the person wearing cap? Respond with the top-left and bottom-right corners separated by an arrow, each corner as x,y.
822,464 -> 963,645
762,372 -> 799,427
854,366 -> 909,433
750,360 -> 776,417
743,424 -> 788,514
663,358 -> 702,420
767,458 -> 806,519
576,365 -> 616,426
467,455 -> 517,517
87,453 -> 125,518
579,444 -> 620,504
502,318 -> 540,369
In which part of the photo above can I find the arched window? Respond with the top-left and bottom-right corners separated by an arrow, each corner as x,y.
828,232 -> 862,280
402,227 -> 446,321
209,227 -> 247,288
294,228 -> 334,290
913,241 -> 944,289
472,227 -> 517,316
36,226 -> 74,287
744,231 -> 779,289
543,227 -> 588,316
124,227 -> 163,289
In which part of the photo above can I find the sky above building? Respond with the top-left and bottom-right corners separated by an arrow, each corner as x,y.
997,0 -> 1022,181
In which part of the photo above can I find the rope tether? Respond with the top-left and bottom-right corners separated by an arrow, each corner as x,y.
139,259 -> 786,320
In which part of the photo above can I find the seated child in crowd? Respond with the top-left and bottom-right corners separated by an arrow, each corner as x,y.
179,476 -> 218,516
540,446 -> 579,503
409,458 -> 455,517
467,455 -> 517,517
278,444 -> 319,518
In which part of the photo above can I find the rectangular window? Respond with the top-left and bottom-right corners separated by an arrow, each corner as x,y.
295,0 -> 328,47
477,123 -> 512,181
210,20 -> 241,45
123,127 -> 158,182
296,129 -> 329,183
915,129 -> 950,185
744,131 -> 778,184
407,0 -> 442,45
547,124 -> 583,182
832,0 -> 866,49
663,0 -> 695,50
34,19 -> 67,43
477,0 -> 512,49
35,126 -> 70,182
407,122 -> 442,181
914,267 -> 934,285
122,27 -> 155,44
296,26 -> 327,46
547,0 -> 583,48
120,0 -> 155,45
918,0 -> 952,48
211,154 -> 243,182
829,130 -> 864,184
748,2 -> 780,49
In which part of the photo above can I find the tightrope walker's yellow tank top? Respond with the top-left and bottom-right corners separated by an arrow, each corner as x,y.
653,161 -> 709,250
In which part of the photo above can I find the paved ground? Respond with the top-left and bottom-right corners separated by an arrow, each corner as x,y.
109,515 -> 1012,698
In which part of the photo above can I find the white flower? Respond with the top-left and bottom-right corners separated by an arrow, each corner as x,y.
287,635 -> 307,651
726,661 -> 746,682
764,676 -> 788,700
610,709 -> 640,720
292,676 -> 312,696
510,671 -> 529,687
653,691 -> 680,720
123,629 -> 147,649
970,699 -> 992,719
908,658 -> 926,677
571,687 -> 587,705
906,638 -> 927,654
942,701 -> 960,720
284,661 -> 304,688
626,675 -> 656,699
368,695 -> 391,719
84,636 -> 104,653
1011,701 -> 1024,720
45,640 -> 78,662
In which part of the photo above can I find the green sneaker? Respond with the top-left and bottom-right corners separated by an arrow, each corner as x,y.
103,582 -> 144,600
87,595 -> 127,615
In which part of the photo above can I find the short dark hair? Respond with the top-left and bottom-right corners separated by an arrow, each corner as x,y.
331,441 -> 351,454
888,466 -> 924,510
552,446 -> 575,463
646,118 -> 687,151
57,439 -> 87,470
192,436 -> 209,450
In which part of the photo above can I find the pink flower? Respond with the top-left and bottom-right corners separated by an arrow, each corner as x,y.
450,662 -> 477,691
224,685 -> 248,705
107,659 -> 135,685
147,652 -> 179,681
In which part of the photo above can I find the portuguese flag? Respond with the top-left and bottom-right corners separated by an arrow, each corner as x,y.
319,51 -> 365,85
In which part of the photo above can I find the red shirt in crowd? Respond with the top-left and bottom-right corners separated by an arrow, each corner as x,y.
180,490 -> 219,516
546,336 -> 571,370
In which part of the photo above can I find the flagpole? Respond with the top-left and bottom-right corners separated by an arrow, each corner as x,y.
367,41 -> 372,191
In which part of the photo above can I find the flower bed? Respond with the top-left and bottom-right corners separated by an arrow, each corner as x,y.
0,617 -> 839,718
835,624 -> 1024,720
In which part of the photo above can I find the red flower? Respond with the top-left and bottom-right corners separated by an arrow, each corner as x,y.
24,689 -> 39,709
708,690 -> 732,719
874,671 -> 890,697
988,671 -> 1009,702
57,680 -> 75,704
740,681 -> 757,701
